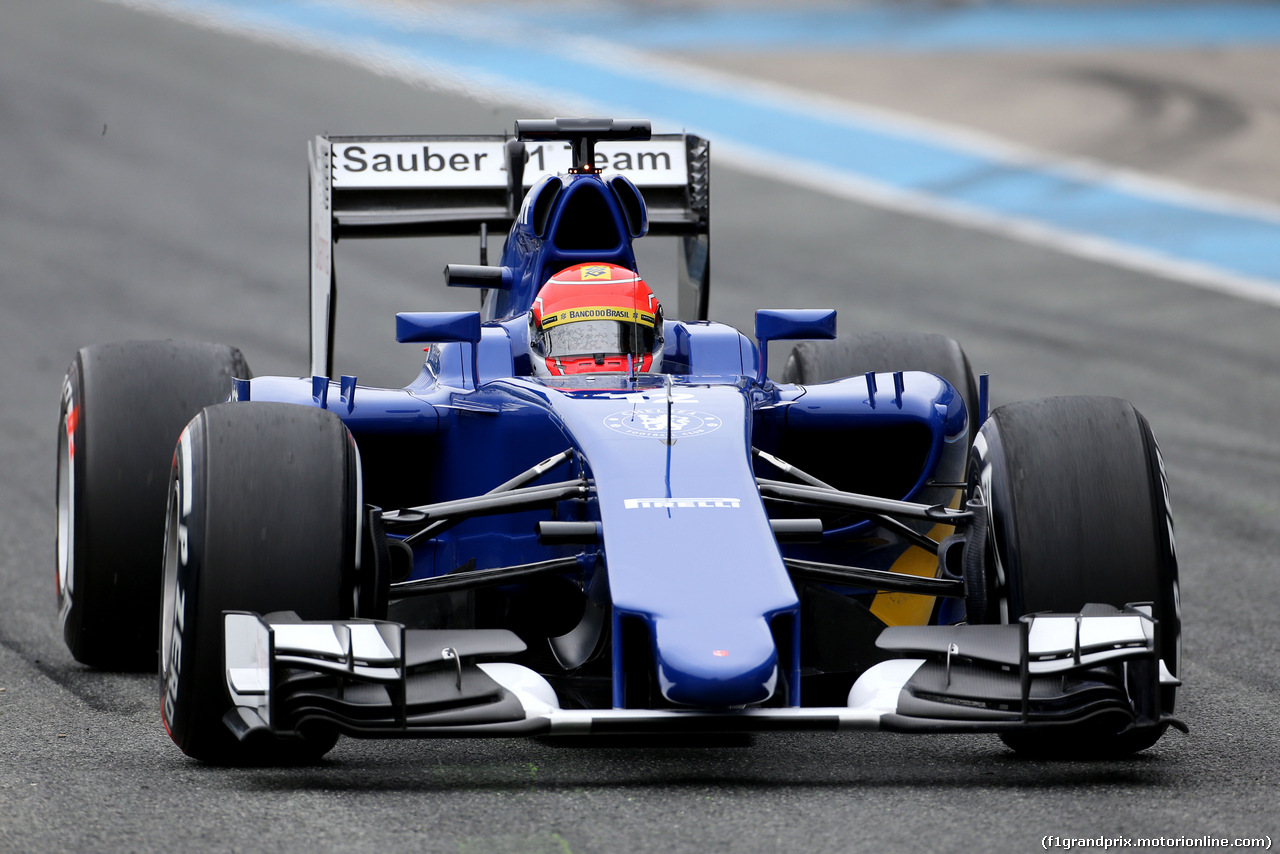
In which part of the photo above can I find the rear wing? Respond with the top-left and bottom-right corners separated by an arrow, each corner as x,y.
307,132 -> 710,378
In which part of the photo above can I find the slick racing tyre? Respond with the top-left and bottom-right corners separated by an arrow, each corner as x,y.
970,396 -> 1180,757
782,331 -> 979,432
160,402 -> 360,764
57,341 -> 251,671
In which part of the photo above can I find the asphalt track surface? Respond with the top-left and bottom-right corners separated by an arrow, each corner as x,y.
2,2 -> 1279,852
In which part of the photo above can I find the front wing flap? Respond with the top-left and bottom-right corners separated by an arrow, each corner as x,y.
872,604 -> 1183,736
221,605 -> 1182,740
222,611 -> 532,740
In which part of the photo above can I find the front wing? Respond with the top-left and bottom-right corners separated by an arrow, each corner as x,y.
221,606 -> 1182,742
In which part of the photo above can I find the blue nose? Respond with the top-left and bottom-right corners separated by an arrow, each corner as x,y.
652,616 -> 779,707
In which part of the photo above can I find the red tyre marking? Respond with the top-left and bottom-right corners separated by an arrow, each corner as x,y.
65,404 -> 79,460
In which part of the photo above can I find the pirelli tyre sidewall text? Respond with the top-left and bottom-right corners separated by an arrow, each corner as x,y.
161,414 -> 207,750
56,367 -> 80,656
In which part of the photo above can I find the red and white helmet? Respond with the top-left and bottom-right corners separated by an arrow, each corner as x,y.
530,263 -> 663,376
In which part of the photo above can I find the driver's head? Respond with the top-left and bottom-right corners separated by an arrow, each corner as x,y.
530,263 -> 663,375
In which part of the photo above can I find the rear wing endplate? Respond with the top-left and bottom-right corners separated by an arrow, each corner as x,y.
307,132 -> 710,378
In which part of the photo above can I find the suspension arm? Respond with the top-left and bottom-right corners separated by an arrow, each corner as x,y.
382,480 -> 588,545
784,558 -> 964,598
757,479 -> 972,524
390,556 -> 585,596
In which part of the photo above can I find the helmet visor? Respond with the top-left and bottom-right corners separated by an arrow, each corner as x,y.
539,302 -> 657,359
542,319 -> 657,359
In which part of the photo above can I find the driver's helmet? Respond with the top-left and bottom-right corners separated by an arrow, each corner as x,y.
529,263 -> 663,375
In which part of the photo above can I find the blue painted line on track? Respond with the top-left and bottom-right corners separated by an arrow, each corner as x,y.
490,2 -> 1280,51
166,0 -> 1280,290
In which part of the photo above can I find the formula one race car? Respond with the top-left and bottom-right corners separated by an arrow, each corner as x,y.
55,118 -> 1182,764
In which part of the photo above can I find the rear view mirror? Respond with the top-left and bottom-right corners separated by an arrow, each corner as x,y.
395,311 -> 483,344
396,311 -> 484,389
754,309 -> 836,383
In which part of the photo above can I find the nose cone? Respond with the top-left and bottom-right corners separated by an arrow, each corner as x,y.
652,617 -> 779,707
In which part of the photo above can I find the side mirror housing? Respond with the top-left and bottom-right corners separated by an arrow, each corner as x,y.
754,309 -> 836,383
396,311 -> 484,389
395,311 -> 483,344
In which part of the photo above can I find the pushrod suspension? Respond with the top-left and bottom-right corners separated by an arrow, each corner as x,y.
381,449 -> 580,546
752,449 -> 952,553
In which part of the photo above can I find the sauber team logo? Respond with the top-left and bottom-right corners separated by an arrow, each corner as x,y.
603,408 -> 722,438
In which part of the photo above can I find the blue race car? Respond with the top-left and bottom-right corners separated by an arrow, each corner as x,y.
55,119 -> 1182,764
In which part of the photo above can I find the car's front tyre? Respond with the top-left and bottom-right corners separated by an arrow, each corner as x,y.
160,402 -> 360,764
970,396 -> 1180,757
